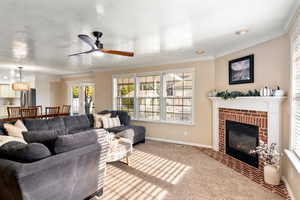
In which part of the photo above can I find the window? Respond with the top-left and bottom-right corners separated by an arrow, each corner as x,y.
137,75 -> 161,120
165,72 -> 193,122
114,77 -> 135,116
113,69 -> 194,124
291,30 -> 300,158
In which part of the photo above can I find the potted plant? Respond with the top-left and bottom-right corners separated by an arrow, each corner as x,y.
250,141 -> 281,185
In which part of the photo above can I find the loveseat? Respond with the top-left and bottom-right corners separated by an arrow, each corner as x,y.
96,110 -> 146,145
0,115 -> 108,200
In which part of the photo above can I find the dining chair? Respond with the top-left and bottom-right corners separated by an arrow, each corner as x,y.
20,107 -> 38,119
7,107 -> 21,119
29,105 -> 42,116
45,106 -> 60,118
61,105 -> 71,114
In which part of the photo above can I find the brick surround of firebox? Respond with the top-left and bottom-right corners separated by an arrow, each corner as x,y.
219,108 -> 268,170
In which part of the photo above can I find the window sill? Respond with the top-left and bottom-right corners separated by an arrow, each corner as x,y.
285,149 -> 300,174
131,119 -> 194,126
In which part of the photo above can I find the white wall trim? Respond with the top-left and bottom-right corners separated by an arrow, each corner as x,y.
146,137 -> 212,149
282,176 -> 295,200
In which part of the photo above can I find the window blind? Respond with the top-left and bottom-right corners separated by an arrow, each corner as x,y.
292,32 -> 300,158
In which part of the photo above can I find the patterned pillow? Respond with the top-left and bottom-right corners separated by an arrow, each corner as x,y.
93,113 -> 111,128
4,123 -> 26,139
102,117 -> 121,129
15,120 -> 28,132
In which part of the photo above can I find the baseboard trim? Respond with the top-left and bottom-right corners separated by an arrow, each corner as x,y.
146,137 -> 212,148
282,176 -> 295,200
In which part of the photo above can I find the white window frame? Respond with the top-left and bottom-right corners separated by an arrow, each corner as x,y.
112,68 -> 195,125
66,81 -> 95,115
286,26 -> 300,174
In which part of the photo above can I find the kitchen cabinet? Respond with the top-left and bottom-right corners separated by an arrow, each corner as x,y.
0,84 -> 18,98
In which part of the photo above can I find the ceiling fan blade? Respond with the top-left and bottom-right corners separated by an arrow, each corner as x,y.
78,34 -> 96,49
68,50 -> 95,57
101,48 -> 134,57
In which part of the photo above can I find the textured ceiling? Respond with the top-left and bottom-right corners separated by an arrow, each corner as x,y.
0,0 -> 298,75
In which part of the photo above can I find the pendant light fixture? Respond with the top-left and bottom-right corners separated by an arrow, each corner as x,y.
12,67 -> 29,91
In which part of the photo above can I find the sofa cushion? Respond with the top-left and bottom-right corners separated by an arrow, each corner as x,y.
106,125 -> 127,133
62,115 -> 91,131
68,128 -> 94,135
22,129 -> 67,143
23,117 -> 66,131
0,141 -> 51,163
54,130 -> 97,154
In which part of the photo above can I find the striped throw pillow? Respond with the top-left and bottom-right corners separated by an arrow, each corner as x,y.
102,117 -> 121,129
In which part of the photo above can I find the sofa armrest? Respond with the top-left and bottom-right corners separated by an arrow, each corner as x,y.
0,143 -> 99,179
95,128 -> 109,190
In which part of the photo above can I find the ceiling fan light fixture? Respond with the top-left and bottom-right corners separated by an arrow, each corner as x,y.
93,51 -> 104,57
195,49 -> 206,55
235,29 -> 249,35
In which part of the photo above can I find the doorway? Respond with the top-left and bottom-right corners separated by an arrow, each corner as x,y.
70,83 -> 95,115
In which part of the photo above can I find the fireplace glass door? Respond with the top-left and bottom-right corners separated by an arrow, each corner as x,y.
226,120 -> 259,168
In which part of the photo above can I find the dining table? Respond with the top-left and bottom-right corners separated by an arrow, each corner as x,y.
0,113 -> 70,122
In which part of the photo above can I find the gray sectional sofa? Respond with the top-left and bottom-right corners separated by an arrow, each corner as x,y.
0,115 -> 108,200
0,111 -> 146,200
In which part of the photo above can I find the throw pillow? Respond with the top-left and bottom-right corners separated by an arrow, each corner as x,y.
0,135 -> 27,147
102,116 -> 121,129
4,123 -> 25,139
0,141 -> 51,163
15,120 -> 28,131
93,113 -> 111,128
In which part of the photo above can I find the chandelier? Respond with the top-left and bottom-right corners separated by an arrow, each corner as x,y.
12,67 -> 29,91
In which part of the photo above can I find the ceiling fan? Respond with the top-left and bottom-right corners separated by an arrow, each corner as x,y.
69,31 -> 134,57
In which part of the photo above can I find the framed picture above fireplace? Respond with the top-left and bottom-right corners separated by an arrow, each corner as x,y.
229,54 -> 254,85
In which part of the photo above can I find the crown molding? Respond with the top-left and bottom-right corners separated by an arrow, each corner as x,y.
215,29 -> 286,58
284,1 -> 300,33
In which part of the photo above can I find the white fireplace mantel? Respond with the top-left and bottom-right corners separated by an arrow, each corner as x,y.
209,97 -> 287,151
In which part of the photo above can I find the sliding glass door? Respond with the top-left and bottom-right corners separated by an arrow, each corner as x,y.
70,83 -> 95,115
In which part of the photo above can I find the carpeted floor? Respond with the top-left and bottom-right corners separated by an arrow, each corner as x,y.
96,140 -> 284,200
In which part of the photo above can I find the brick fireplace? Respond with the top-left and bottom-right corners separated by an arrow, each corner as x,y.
219,108 -> 267,169
210,97 -> 286,152
205,97 -> 289,198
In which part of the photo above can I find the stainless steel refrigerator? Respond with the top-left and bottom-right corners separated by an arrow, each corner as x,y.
20,88 -> 36,107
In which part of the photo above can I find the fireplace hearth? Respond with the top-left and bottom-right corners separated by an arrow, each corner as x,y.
226,120 -> 259,168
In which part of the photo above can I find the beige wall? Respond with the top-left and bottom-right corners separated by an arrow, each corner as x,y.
214,35 -> 290,93
93,60 -> 215,146
214,35 -> 290,149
